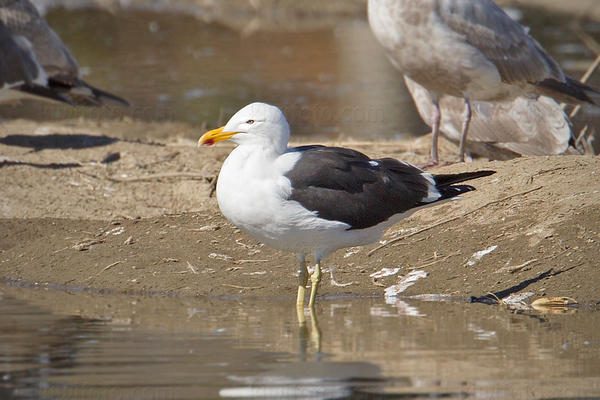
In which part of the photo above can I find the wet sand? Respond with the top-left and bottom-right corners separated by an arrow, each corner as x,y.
1,118 -> 599,305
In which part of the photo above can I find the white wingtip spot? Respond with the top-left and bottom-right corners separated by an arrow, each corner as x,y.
420,173 -> 441,202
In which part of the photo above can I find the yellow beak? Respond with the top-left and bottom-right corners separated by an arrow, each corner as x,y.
198,126 -> 239,146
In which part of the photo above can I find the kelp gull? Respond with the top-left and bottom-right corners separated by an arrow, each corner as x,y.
199,102 -> 495,309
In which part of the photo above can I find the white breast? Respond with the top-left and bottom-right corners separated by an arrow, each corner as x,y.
216,146 -> 351,255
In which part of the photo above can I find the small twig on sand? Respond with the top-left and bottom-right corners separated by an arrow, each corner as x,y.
415,250 -> 461,269
508,259 -> 538,274
208,177 -> 217,197
85,261 -> 122,281
558,29 -> 599,153
544,248 -> 570,261
52,246 -> 70,254
187,261 -> 199,274
576,27 -> 600,56
136,152 -> 180,168
72,238 -> 105,251
495,258 -> 539,274
106,172 -> 208,183
221,284 -> 263,290
527,167 -> 570,182
568,55 -> 600,119
368,186 -> 543,256
575,125 -> 589,152
100,261 -> 122,272
486,292 -> 502,305
562,27 -> 600,120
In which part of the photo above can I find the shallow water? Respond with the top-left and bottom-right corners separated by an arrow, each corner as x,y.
1,3 -> 599,141
1,283 -> 599,399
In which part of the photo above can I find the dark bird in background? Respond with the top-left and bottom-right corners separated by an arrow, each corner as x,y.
368,0 -> 599,164
0,0 -> 128,107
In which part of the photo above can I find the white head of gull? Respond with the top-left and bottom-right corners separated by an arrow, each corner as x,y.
199,102 -> 495,310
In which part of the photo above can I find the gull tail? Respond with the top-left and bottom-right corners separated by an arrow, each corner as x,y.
432,170 -> 496,201
17,83 -> 73,105
434,170 -> 496,187
538,76 -> 600,106
416,170 -> 496,207
48,77 -> 130,107
77,81 -> 130,107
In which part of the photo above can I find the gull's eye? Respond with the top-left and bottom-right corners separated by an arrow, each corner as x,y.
246,119 -> 255,124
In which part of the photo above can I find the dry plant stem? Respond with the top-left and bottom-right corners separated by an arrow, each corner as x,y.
494,258 -> 539,274
76,170 -> 208,183
415,250 -> 461,269
509,259 -> 538,273
221,284 -> 263,290
576,27 -> 600,56
575,125 -> 589,150
100,261 -> 122,272
568,54 -> 600,119
85,261 -> 122,281
186,261 -> 199,274
562,26 -> 600,118
106,172 -> 208,183
368,186 -> 543,256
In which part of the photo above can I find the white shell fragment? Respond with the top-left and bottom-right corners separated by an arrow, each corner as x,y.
369,267 -> 401,279
384,270 -> 428,298
466,245 -> 498,266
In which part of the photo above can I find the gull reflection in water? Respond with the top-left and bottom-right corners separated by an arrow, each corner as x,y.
219,360 -> 392,399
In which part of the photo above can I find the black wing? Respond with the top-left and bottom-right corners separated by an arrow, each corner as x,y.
285,146 -> 436,230
285,146 -> 495,230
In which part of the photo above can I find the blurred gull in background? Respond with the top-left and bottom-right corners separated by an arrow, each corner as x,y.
0,0 -> 128,107
368,0 -> 599,164
404,76 -> 573,160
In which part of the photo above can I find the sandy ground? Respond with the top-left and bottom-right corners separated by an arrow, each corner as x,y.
1,118 -> 599,306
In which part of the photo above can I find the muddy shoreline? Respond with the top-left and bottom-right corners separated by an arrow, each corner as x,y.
1,119 -> 599,306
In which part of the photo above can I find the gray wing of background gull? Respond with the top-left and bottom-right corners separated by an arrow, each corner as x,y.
437,0 -> 563,85
404,76 -> 572,159
0,21 -> 71,103
435,0 -> 598,104
0,0 -> 128,106
368,0 -> 598,163
368,0 -> 599,104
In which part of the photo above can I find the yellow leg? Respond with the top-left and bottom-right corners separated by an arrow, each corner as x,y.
308,306 -> 321,353
308,261 -> 322,309
296,255 -> 308,313
297,290 -> 322,354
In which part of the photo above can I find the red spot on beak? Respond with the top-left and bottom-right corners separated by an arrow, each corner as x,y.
203,139 -> 215,146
